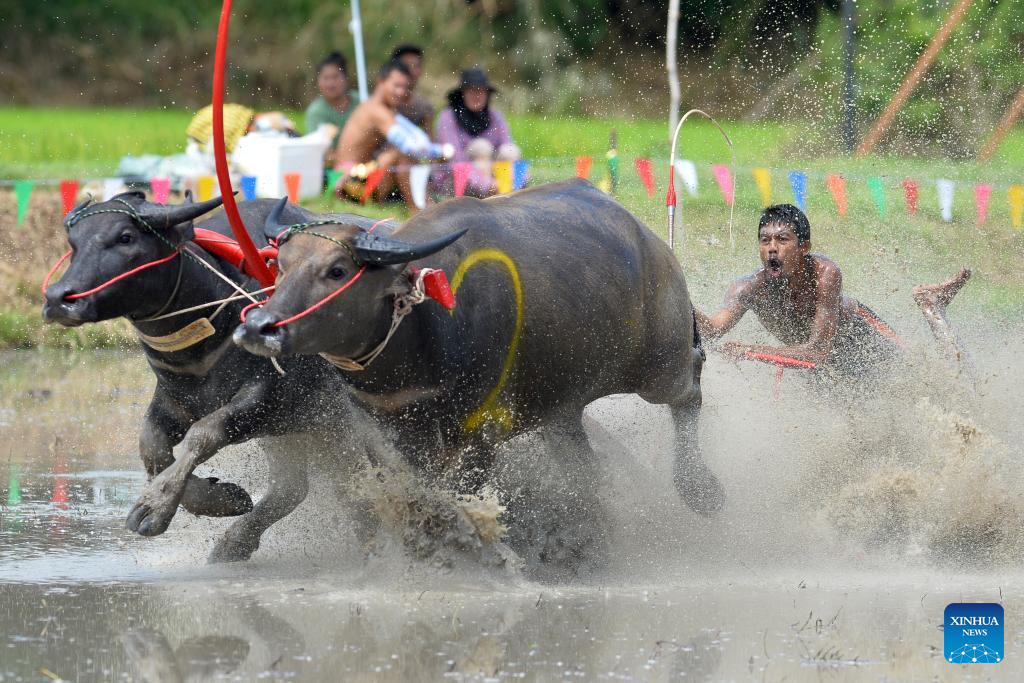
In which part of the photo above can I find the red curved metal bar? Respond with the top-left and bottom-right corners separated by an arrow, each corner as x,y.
212,0 -> 275,287
743,351 -> 818,370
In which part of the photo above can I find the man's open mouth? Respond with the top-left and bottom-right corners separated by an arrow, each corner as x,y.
767,257 -> 783,276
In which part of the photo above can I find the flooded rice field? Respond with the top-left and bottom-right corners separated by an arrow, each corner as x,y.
2,328 -> 1023,681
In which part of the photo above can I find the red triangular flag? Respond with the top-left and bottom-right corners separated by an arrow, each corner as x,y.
361,168 -> 387,204
575,156 -> 593,180
825,174 -> 848,217
635,158 -> 656,198
902,179 -> 918,215
60,180 -> 80,216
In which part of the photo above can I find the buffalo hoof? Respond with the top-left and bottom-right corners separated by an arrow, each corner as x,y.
127,470 -> 186,537
180,476 -> 253,518
208,532 -> 259,564
675,461 -> 725,516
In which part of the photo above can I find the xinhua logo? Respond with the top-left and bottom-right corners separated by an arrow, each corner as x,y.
944,603 -> 1004,663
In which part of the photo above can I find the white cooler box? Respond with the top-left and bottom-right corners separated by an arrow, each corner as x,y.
233,133 -> 328,200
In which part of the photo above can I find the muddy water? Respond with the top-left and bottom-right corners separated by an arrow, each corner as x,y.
1,338 -> 1023,682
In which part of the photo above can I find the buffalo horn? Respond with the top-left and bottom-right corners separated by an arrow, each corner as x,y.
263,197 -> 291,240
65,196 -> 93,222
138,194 -> 226,230
353,228 -> 468,266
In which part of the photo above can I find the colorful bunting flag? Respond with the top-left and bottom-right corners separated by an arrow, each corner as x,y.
151,177 -> 171,204
634,158 -> 656,198
787,171 -> 806,211
575,156 -> 593,180
902,179 -> 919,215
197,175 -> 216,202
240,175 -> 258,201
409,164 -> 430,209
974,184 -> 992,225
453,162 -> 472,197
867,177 -> 887,217
1010,185 -> 1024,229
494,161 -> 513,194
59,180 -> 79,216
596,176 -> 612,193
752,167 -> 772,206
606,151 -> 619,194
936,179 -> 955,222
324,170 -> 343,197
14,180 -> 33,225
513,160 -> 529,190
826,174 -> 848,217
712,165 -> 734,206
102,178 -> 122,201
7,464 -> 21,506
674,160 -> 698,197
284,172 -> 301,202
361,167 -> 387,204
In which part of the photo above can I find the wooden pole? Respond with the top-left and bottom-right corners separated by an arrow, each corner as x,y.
666,0 -> 681,141
978,87 -> 1024,162
855,0 -> 976,157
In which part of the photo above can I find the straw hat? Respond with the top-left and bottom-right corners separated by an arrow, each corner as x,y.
186,103 -> 255,152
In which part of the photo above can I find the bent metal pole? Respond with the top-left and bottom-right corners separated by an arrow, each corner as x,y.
212,0 -> 276,288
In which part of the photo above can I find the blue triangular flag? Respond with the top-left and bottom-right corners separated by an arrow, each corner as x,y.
788,171 -> 807,211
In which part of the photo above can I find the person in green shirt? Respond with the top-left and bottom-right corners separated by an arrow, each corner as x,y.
305,51 -> 358,164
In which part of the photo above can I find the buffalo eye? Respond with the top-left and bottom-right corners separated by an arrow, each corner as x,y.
117,231 -> 134,245
327,265 -> 346,280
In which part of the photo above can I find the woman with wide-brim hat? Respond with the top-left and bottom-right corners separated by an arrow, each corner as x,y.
434,67 -> 521,198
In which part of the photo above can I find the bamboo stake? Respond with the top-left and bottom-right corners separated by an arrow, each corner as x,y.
978,87 -> 1024,162
855,0 -> 976,157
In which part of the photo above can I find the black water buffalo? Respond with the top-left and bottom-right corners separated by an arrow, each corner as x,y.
235,179 -> 724,535
43,193 -> 382,562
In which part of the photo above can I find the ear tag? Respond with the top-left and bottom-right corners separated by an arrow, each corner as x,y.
423,269 -> 456,310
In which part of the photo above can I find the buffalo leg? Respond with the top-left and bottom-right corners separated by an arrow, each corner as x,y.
668,349 -> 724,516
507,415 -> 609,579
140,399 -> 253,518
208,448 -> 310,563
127,382 -> 269,537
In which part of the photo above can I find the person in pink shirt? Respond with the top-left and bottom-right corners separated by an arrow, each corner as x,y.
435,67 -> 521,197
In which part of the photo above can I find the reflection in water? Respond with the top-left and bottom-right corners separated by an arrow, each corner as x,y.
121,630 -> 249,683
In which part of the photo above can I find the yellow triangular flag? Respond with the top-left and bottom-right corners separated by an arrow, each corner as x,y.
596,176 -> 612,194
197,175 -> 216,202
1010,185 -> 1024,230
494,161 -> 513,194
752,168 -> 772,206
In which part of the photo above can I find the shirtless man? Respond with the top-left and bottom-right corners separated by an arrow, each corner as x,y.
695,204 -> 972,380
333,60 -> 450,211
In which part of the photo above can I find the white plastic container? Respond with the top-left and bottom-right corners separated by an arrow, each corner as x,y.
233,133 -> 327,199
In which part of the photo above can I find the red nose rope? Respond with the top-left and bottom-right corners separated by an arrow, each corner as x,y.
41,249 -> 180,299
240,218 -> 384,328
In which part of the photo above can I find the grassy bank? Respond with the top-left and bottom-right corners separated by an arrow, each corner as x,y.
1,108 -> 1022,350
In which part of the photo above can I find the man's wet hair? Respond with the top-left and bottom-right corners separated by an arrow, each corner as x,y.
316,51 -> 348,77
377,59 -> 412,82
390,44 -> 424,61
759,204 -> 811,243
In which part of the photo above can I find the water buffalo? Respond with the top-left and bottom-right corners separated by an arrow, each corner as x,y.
43,192 -> 382,562
234,179 -> 724,550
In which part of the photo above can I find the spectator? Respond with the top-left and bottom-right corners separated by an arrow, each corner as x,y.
333,60 -> 451,212
304,51 -> 358,162
435,67 -> 521,198
390,44 -> 434,132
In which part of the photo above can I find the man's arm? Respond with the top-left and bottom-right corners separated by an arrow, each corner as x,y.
723,262 -> 843,364
695,278 -> 751,342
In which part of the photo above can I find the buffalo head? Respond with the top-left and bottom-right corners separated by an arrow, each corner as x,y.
233,198 -> 466,358
42,191 -> 224,326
